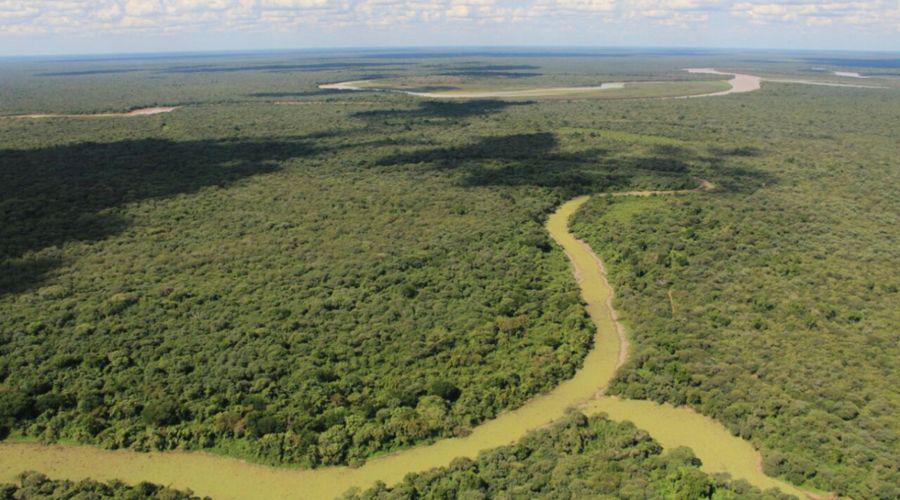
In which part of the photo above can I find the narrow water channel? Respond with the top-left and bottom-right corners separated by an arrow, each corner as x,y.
0,190 -> 812,499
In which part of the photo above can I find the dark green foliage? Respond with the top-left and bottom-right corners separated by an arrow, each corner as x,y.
0,53 -> 896,497
141,399 -> 185,427
34,393 -> 74,415
1,87 -> 626,467
1,471 -> 204,499
428,381 -> 461,402
0,390 -> 34,433
354,100 -> 523,120
374,131 -> 708,196
245,412 -> 285,438
347,413 -> 793,499
0,53 -> 722,467
0,138 -> 310,268
572,85 -> 899,498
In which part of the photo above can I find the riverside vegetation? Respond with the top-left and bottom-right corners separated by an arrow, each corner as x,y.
349,413 -> 793,500
0,184 -> 808,499
2,471 -> 203,499
1,50 -> 897,498
569,83 -> 898,498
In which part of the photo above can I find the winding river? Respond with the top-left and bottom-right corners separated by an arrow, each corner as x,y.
320,68 -> 887,100
1,107 -> 179,119
318,69 -> 755,99
319,81 -> 627,98
0,181 -> 816,499
683,68 -> 762,96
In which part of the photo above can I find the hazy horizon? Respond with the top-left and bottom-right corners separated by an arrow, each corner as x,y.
2,44 -> 899,61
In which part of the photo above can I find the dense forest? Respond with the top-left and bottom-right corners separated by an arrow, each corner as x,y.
0,59 -> 718,468
349,413 -> 792,499
571,86 -> 899,497
0,106 -> 601,465
1,471 -> 202,499
1,51 -> 897,497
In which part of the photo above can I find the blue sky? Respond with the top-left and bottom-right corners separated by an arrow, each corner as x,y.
1,1 -> 898,56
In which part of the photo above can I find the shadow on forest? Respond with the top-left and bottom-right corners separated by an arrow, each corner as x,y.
38,68 -> 146,77
361,49 -> 714,59
162,62 -> 412,74
376,132 -> 777,195
246,89 -> 351,98
437,71 -> 543,78
353,99 -> 528,121
801,57 -> 900,69
426,64 -> 541,71
709,145 -> 763,158
0,137 -> 318,296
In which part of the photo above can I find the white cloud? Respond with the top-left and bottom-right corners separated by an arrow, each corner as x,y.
261,0 -> 330,9
556,0 -> 616,12
0,0 -> 897,38
731,1 -> 897,28
95,3 -> 123,21
124,0 -> 163,16
446,4 -> 469,17
0,8 -> 38,20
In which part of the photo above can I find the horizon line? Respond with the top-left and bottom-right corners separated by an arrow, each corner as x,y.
2,44 -> 899,61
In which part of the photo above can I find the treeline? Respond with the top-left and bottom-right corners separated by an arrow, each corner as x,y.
571,83 -> 899,498
348,412 -> 794,499
1,99 -> 628,467
0,80 -> 712,469
1,52 -> 897,498
1,471 -> 203,499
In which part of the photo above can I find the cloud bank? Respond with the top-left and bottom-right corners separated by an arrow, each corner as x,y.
1,1 -> 897,53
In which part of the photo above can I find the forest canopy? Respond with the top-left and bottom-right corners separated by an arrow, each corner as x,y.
0,52 -> 897,498
348,413 -> 794,500
1,471 -> 203,499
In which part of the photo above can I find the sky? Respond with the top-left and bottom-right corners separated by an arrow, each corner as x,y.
1,1 -> 898,56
